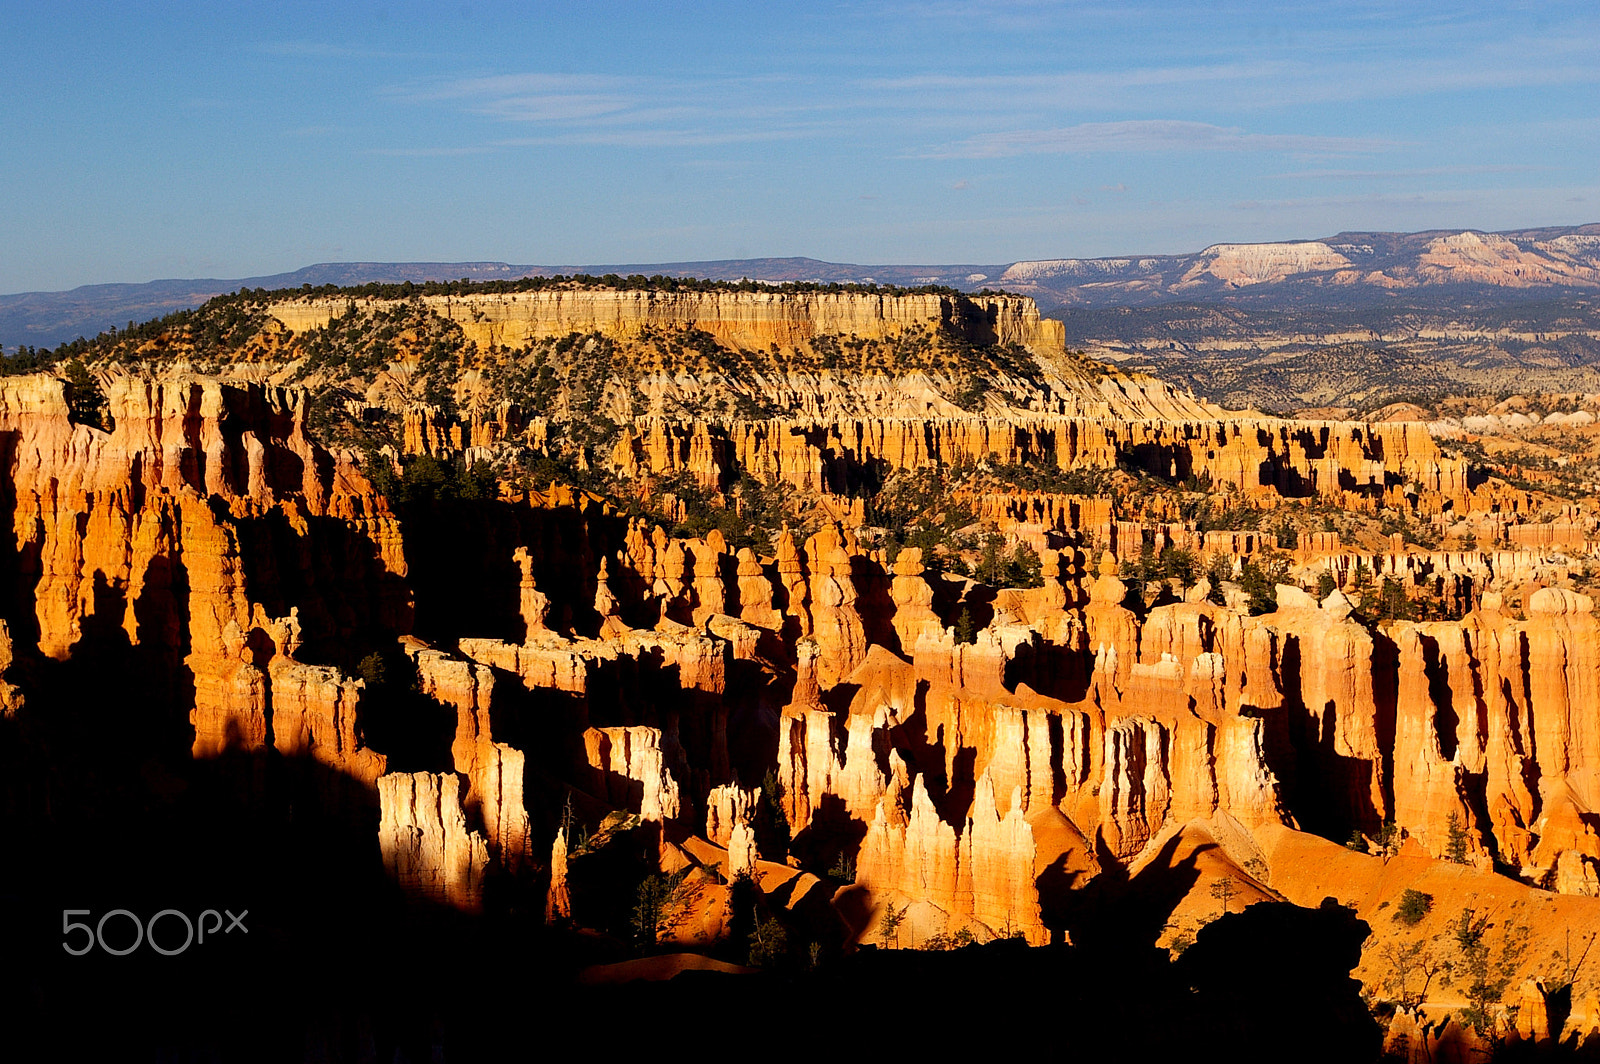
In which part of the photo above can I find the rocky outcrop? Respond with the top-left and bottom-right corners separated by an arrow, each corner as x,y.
1389,627 -> 1472,858
1001,225 -> 1600,307
964,774 -> 1046,941
407,643 -> 533,867
887,548 -> 944,648
515,546 -> 553,637
377,771 -> 490,911
268,651 -> 386,789
856,772 -> 1047,946
15,327 -> 1600,1044
545,828 -> 572,922
585,726 -> 682,824
0,620 -> 23,715
0,374 -> 407,763
1180,242 -> 1354,288
704,783 -> 759,848
612,413 -> 1463,513
1416,231 -> 1600,288
726,821 -> 757,880
271,289 -> 1069,358
803,523 -> 870,688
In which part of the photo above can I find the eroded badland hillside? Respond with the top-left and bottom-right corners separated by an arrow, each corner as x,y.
9,277 -> 1600,1059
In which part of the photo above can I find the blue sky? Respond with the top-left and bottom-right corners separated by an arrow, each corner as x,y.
2,1 -> 1596,292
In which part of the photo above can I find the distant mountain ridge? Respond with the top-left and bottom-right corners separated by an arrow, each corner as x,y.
5,223 -> 1599,348
1000,224 -> 1600,309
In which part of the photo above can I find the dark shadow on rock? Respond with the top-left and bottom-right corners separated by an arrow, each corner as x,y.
1175,898 -> 1382,1063
1061,828 -> 1198,952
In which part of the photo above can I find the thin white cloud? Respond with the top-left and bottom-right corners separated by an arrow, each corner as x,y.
857,36 -> 1600,112
389,72 -> 808,130
467,94 -> 637,122
1227,185 -> 1600,214
386,73 -> 649,126
867,60 -> 1290,95
365,145 -> 496,157
926,121 -> 1392,159
491,126 -> 821,149
400,72 -> 634,103
369,15 -> 1599,163
257,40 -> 358,57
256,40 -> 427,61
1232,193 -> 1464,212
377,70 -> 846,156
1269,164 -> 1542,180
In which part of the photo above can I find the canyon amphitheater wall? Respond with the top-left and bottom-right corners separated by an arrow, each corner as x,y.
268,288 -> 1068,357
8,283 -> 1600,1034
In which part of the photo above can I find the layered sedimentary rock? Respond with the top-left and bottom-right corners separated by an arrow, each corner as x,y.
408,644 -> 532,867
270,289 -> 1069,358
855,771 -> 1046,946
704,783 -> 759,847
611,414 -> 1465,511
268,650 -> 387,790
0,620 -> 23,715
9,321 -> 1600,1044
545,828 -> 572,922
802,523 -> 870,687
585,726 -> 682,825
377,771 -> 490,911
0,374 -> 406,766
0,369 -> 1584,912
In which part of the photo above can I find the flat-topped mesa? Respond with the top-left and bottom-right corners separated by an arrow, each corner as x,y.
269,289 -> 1069,358
250,286 -> 1230,426
1180,241 -> 1354,288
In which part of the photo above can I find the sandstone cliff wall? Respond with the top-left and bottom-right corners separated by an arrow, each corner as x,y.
378,771 -> 489,911
270,289 -> 1068,356
8,361 -> 1600,974
0,375 -> 408,763
612,413 -> 1464,510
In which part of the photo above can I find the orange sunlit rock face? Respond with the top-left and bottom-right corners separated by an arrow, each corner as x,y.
0,374 -> 407,772
11,282 -> 1600,1046
0,375 -> 1576,897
